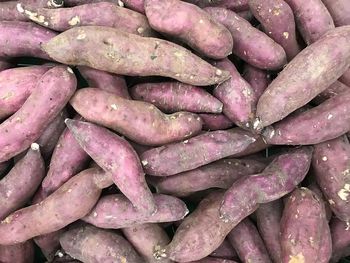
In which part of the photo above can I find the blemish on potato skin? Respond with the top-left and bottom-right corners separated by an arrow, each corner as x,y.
288,253 -> 305,263
68,16 -> 81,26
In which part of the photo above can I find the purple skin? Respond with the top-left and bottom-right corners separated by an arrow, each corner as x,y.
330,218 -> 350,262
313,80 -> 349,104
249,0 -> 301,60
213,58 -> 255,129
131,82 -> 223,114
18,2 -> 155,37
83,194 -> 188,229
284,0 -> 334,44
151,158 -> 266,197
322,0 -> 350,26
256,200 -> 283,263
37,109 -> 68,160
0,143 -> 44,220
280,188 -> 331,263
220,147 -> 313,223
41,26 -> 230,86
205,7 -> 287,70
227,218 -> 272,263
263,89 -> 350,145
34,229 -> 64,261
145,0 -> 233,59
77,66 -> 129,99
0,60 -> 12,71
141,129 -> 256,176
122,223 -> 172,263
312,135 -> 350,221
307,182 -> 333,222
0,65 -> 51,120
0,168 -> 111,245
65,119 -> 156,215
210,238 -> 238,260
200,114 -> 233,130
159,191 -> 238,262
0,21 -> 57,59
0,66 -> 77,163
190,257 -> 239,263
256,26 -> 350,130
69,88 -> 203,146
60,224 -> 143,263
340,68 -> 350,86
0,241 -> 34,263
243,64 -> 270,104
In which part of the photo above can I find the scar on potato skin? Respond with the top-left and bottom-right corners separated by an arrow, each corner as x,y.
288,253 -> 305,263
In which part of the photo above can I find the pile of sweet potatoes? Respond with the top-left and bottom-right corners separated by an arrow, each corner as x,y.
0,0 -> 350,262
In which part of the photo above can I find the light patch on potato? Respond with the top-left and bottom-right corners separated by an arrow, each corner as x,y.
68,16 -> 81,26
283,32 -> 289,39
118,0 -> 124,7
322,156 -> 328,161
141,160 -> 148,166
110,104 -> 118,110
288,253 -> 305,263
1,91 -> 14,100
67,67 -> 73,74
22,8 -> 48,25
338,184 -> 350,200
77,33 -> 86,40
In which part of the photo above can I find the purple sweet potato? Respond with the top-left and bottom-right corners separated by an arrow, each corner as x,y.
37,109 -> 68,160
205,7 -> 287,70
140,129 -> 256,176
145,0 -> 233,59
312,135 -> 350,221
66,119 -> 156,214
0,143 -> 44,220
227,218 -> 272,263
200,114 -> 234,130
220,147 -> 312,223
83,194 -> 188,228
280,187 -> 332,263
77,66 -> 129,99
284,0 -> 335,44
155,191 -> 238,262
122,223 -> 172,263
249,0 -> 301,60
243,64 -> 270,103
0,167 -> 111,245
0,21 -> 56,59
130,82 -> 223,114
0,60 -> 12,72
322,0 -> 350,26
0,65 -> 50,120
151,158 -> 266,197
213,58 -> 255,129
255,26 -> 350,130
60,224 -> 143,263
210,239 -> 237,260
256,200 -> 283,263
18,2 -> 155,37
0,241 -> 34,263
313,80 -> 349,104
263,89 -> 350,145
42,26 -> 230,86
330,217 -> 350,262
70,88 -> 202,146
0,66 -> 76,163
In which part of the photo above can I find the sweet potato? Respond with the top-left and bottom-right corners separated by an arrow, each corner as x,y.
313,80 -> 349,104
0,60 -> 12,72
155,191 -> 238,262
18,2 -> 155,37
151,158 -> 266,197
256,200 -> 283,263
0,65 -> 50,120
205,7 -> 287,70
249,0 -> 300,60
312,135 -> 350,221
0,168 -> 111,245
0,143 -> 44,220
330,217 -> 350,262
255,26 -> 350,130
307,182 -> 332,222
220,147 -> 312,223
145,0 -> 233,59
263,89 -> 350,145
42,26 -> 230,86
200,114 -> 233,130
280,187 -> 332,263
284,0 -> 334,44
70,88 -> 202,146
34,230 -> 64,261
210,239 -> 237,260
227,218 -> 272,263
141,129 -> 256,176
83,194 -> 188,228
213,58 -> 255,128
243,64 -> 270,103
60,224 -> 143,263
66,119 -> 156,214
0,241 -> 34,263
0,21 -> 56,59
131,82 -> 223,114
122,223 -> 173,263
0,66 -> 76,162
77,66 -> 129,99
322,0 -> 350,26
